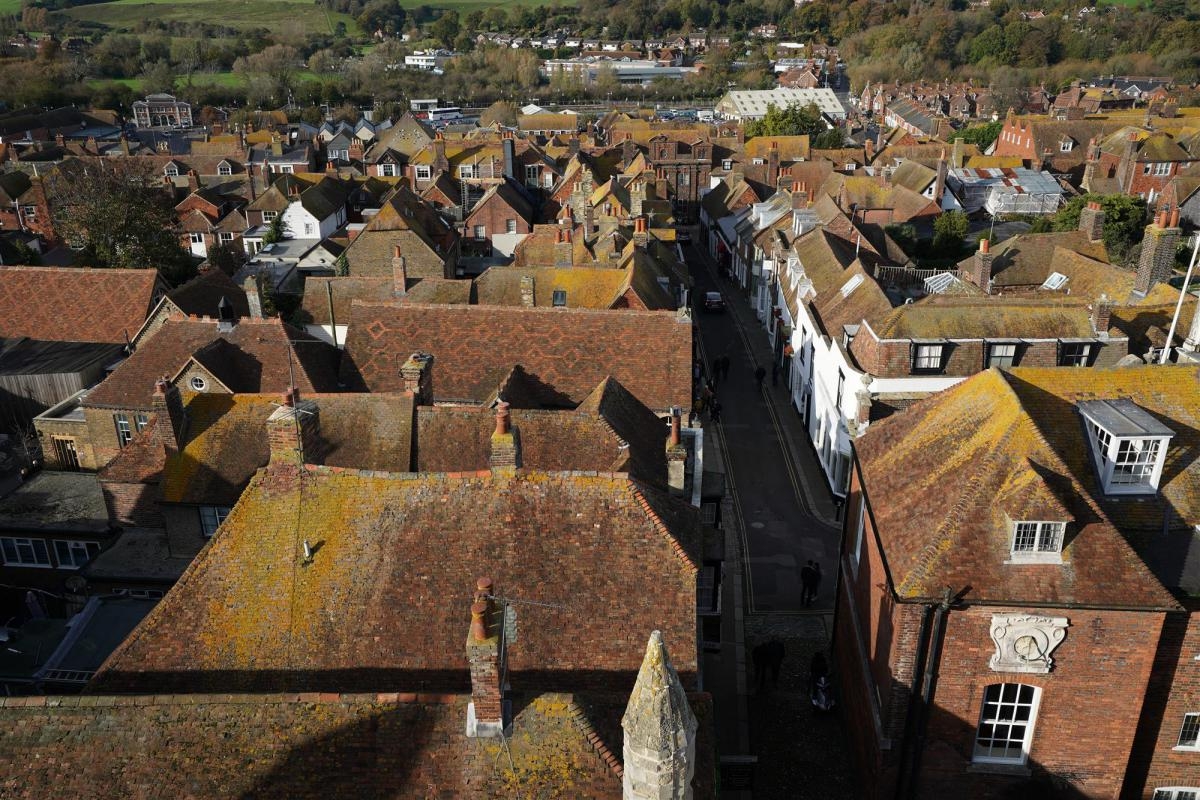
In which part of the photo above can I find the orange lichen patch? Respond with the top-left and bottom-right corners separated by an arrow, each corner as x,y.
93,468 -> 701,694
159,394 -> 275,504
872,298 -> 1098,340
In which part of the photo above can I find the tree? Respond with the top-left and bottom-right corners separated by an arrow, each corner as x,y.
745,102 -> 827,138
479,99 -> 518,126
45,160 -> 195,285
812,127 -> 847,149
233,44 -> 301,105
429,10 -> 460,49
1052,194 -> 1148,265
140,60 -> 177,95
205,243 -> 247,277
933,210 -> 969,254
955,121 -> 1003,149
263,213 -> 286,245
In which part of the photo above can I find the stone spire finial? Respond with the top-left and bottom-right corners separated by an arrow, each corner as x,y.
622,631 -> 697,800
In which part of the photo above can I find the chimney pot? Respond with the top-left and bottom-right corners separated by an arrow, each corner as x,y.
979,238 -> 989,254
494,401 -> 512,435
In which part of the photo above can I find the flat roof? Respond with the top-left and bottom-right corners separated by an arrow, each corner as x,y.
1077,398 -> 1175,438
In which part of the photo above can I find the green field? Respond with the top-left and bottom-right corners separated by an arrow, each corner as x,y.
86,68 -> 332,94
62,0 -> 361,34
0,0 -> 22,14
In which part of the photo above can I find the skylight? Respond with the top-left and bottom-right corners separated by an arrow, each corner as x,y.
840,274 -> 864,297
1041,272 -> 1069,290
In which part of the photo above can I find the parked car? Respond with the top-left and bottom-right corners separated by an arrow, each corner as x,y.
702,291 -> 726,312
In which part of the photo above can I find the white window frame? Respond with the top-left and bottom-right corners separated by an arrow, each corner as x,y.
218,163 -> 233,176
1083,417 -> 1171,495
1155,162 -> 1171,176
973,683 -> 1041,766
189,232 -> 204,244
190,375 -> 207,391
414,165 -> 431,181
473,224 -> 486,240
198,505 -> 232,538
0,537 -> 51,568
53,540 -> 100,570
1059,140 -> 1073,152
912,343 -> 944,373
164,165 -> 179,178
851,496 -> 866,575
1010,521 -> 1065,562
1155,789 -> 1200,800
1058,341 -> 1092,367
458,164 -> 478,179
219,231 -> 234,243
988,342 -> 1017,368
115,414 -> 133,447
505,218 -> 517,234
277,164 -> 294,175
379,163 -> 396,177
21,204 -> 37,221
525,164 -> 540,185
1176,713 -> 1200,751
135,413 -> 150,432
262,210 -> 278,222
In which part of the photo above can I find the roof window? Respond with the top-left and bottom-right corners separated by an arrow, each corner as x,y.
1078,399 -> 1174,495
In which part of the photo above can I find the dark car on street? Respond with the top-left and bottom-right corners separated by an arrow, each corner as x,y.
702,291 -> 726,312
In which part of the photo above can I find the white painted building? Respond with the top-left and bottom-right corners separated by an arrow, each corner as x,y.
714,87 -> 846,121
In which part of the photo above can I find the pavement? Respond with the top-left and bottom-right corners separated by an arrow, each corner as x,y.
685,239 -> 859,797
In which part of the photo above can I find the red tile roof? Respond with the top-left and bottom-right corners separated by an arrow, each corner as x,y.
339,302 -> 692,412
0,691 -> 675,798
855,365 -> 1194,605
93,466 -> 699,694
85,318 -> 341,409
0,266 -> 163,344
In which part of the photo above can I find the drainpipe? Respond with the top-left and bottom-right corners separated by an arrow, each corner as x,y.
906,587 -> 954,800
893,603 -> 934,800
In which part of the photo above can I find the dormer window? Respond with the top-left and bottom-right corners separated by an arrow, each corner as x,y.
911,341 -> 945,374
218,161 -> 233,176
1079,399 -> 1174,495
164,164 -> 179,178
1059,140 -> 1073,152
1011,521 -> 1065,562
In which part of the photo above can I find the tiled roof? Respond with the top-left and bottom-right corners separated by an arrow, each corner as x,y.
0,692 -> 651,799
85,318 -> 341,410
416,377 -> 668,487
400,277 -> 474,305
340,188 -> 454,279
957,230 -> 1109,289
743,136 -> 811,162
103,392 -> 416,506
889,160 -> 937,194
856,365 -> 1195,603
167,270 -> 250,319
789,229 -> 893,334
870,297 -> 1098,339
297,276 -> 398,327
0,266 -> 163,345
93,466 -> 699,694
474,266 -> 661,309
340,302 -> 692,412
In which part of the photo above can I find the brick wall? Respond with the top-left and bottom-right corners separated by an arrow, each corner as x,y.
83,406 -> 148,469
1129,608 -> 1200,799
463,195 -> 532,241
35,416 -> 98,471
100,479 -> 164,528
916,606 -> 1164,799
852,333 -> 1125,378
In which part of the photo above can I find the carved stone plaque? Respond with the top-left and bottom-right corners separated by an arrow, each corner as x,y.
989,614 -> 1068,674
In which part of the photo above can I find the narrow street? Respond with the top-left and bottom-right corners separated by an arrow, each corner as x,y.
688,242 -> 841,613
687,240 -> 859,798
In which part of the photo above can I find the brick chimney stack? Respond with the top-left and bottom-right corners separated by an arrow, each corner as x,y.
666,407 -> 686,495
243,276 -> 263,319
392,245 -> 407,296
633,216 -> 649,248
152,379 -> 186,452
400,352 -> 434,404
791,181 -> 808,210
1090,293 -> 1113,337
519,275 -> 535,307
555,228 -> 573,268
432,133 -> 449,175
490,401 -> 521,470
1078,201 -> 1105,243
766,140 -> 780,189
1133,205 -> 1181,296
466,577 -> 506,738
972,237 -> 994,294
266,387 -> 322,465
622,631 -> 698,800
934,149 -> 947,202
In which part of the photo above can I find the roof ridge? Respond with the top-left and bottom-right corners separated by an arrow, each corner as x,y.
568,699 -> 625,779
627,480 -> 698,573
897,370 -> 1022,597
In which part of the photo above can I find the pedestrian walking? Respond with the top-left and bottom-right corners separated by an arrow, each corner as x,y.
709,402 -> 722,424
771,361 -> 781,386
809,561 -> 823,606
754,364 -> 766,389
800,560 -> 816,606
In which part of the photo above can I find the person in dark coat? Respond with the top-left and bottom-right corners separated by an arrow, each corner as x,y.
800,560 -> 816,606
754,364 -> 766,389
709,402 -> 722,424
809,561 -> 823,606
772,361 -> 781,386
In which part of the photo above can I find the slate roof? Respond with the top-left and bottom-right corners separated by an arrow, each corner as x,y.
0,267 -> 163,345
339,302 -> 692,412
163,269 -> 250,319
92,466 -> 699,694
85,318 -> 341,410
856,365 -> 1197,602
0,692 -> 674,799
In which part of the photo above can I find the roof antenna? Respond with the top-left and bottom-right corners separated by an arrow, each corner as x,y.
302,539 -> 314,563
